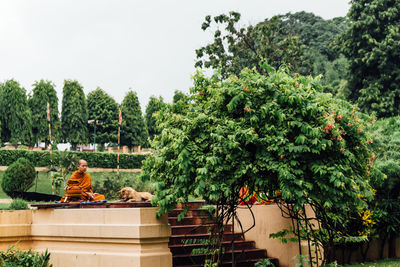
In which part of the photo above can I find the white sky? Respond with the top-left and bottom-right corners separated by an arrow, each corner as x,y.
0,0 -> 350,112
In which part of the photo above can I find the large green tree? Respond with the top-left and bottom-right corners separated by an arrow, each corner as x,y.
143,65 -> 378,263
195,11 -> 349,95
195,12 -> 305,79
61,80 -> 88,150
340,0 -> 400,117
120,91 -> 148,149
87,88 -> 119,150
0,80 -> 32,145
29,80 -> 60,147
145,96 -> 166,141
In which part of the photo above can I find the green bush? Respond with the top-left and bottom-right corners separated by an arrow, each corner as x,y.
1,158 -> 35,198
8,198 -> 28,210
0,243 -> 52,267
0,150 -> 147,169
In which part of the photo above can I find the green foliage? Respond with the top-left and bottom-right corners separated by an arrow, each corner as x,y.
1,158 -> 35,198
277,12 -> 347,61
255,258 -> 275,267
0,150 -> 146,169
145,96 -> 166,140
195,12 -> 305,79
0,80 -> 33,145
120,91 -> 149,148
93,172 -> 153,200
142,64 -> 378,264
8,198 -> 28,210
61,80 -> 88,149
340,0 -> 400,117
87,88 -> 119,149
365,116 -> 400,246
29,80 -> 61,147
0,243 -> 52,267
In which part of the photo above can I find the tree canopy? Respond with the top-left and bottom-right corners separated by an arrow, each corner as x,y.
143,65 -> 377,262
145,96 -> 166,141
29,80 -> 60,147
61,80 -> 88,150
0,80 -> 32,145
340,0 -> 400,117
195,12 -> 305,79
87,87 -> 119,149
120,91 -> 148,148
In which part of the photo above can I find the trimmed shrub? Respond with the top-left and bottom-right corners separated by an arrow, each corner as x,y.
8,198 -> 28,210
0,150 -> 147,169
1,158 -> 35,198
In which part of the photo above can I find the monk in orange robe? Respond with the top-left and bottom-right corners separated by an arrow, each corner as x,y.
61,159 -> 105,202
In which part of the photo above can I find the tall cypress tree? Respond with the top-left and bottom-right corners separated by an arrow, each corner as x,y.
145,96 -> 166,141
87,87 -> 118,150
61,80 -> 88,150
120,91 -> 148,149
0,80 -> 32,145
29,80 -> 60,147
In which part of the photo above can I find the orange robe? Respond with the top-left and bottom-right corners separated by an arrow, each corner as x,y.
61,171 -> 105,202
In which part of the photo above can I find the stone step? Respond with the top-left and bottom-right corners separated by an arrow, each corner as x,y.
169,240 -> 256,255
168,208 -> 212,218
179,257 -> 279,267
169,232 -> 244,246
168,216 -> 213,226
171,224 -> 232,235
174,201 -> 205,210
173,248 -> 267,266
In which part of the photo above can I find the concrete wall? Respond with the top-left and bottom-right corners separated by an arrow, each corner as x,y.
235,205 -> 301,267
235,205 -> 399,267
0,208 -> 172,267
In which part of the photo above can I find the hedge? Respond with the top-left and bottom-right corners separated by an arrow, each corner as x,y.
0,150 -> 147,169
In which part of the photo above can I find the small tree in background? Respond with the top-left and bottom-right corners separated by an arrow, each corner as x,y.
120,91 -> 148,149
145,96 -> 166,141
143,65 -> 378,265
61,80 -> 88,150
0,80 -> 32,145
1,158 -> 35,198
87,88 -> 119,151
29,80 -> 61,147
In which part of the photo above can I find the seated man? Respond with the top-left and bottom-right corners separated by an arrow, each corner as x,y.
61,159 -> 105,202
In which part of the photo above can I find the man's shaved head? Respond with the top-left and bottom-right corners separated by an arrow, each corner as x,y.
77,159 -> 88,173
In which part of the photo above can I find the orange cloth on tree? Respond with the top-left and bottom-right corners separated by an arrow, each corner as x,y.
61,171 -> 105,202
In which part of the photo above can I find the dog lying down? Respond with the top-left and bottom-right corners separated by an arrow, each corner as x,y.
119,187 -> 154,202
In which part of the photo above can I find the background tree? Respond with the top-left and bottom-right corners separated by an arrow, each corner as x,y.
195,12 -> 305,79
195,11 -> 349,96
120,91 -> 148,149
340,0 -> 400,117
143,65 -> 378,264
61,80 -> 88,150
29,80 -> 60,147
145,96 -> 166,141
0,80 -> 32,145
87,88 -> 119,151
366,116 -> 400,258
276,12 -> 349,95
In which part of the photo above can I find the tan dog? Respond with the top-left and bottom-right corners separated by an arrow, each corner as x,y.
119,187 -> 154,202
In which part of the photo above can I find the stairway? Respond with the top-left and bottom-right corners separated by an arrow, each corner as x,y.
168,202 -> 279,267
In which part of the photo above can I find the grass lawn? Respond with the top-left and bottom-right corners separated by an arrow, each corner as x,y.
342,259 -> 400,267
0,171 -> 141,199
